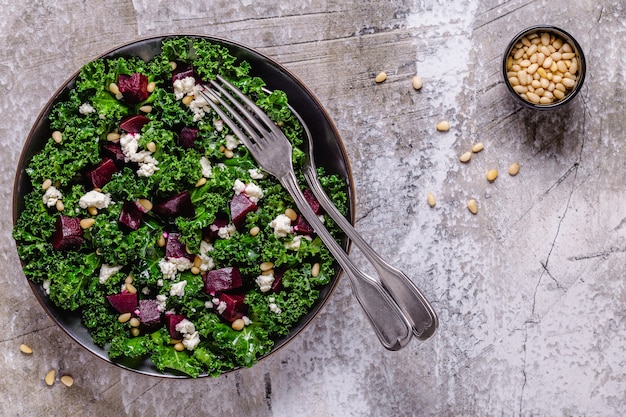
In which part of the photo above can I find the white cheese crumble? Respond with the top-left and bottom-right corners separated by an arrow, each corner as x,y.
255,272 -> 275,293
119,133 -> 159,177
270,214 -> 293,238
242,316 -> 252,325
216,301 -> 227,315
42,279 -> 51,295
79,190 -> 111,209
98,264 -> 123,284
167,257 -> 194,272
232,179 -> 263,203
204,300 -> 214,309
198,240 -> 215,272
248,168 -> 266,180
173,76 -> 196,100
268,297 -> 282,314
200,156 -> 212,178
225,134 -> 239,150
156,294 -> 168,312
159,259 -> 178,280
79,103 -> 96,115
286,235 -> 312,251
214,118 -> 224,132
175,318 -> 201,351
182,331 -> 201,350
170,280 -> 187,297
217,223 -> 237,239
42,186 -> 62,208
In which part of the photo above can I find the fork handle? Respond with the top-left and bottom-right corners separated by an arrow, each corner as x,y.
304,169 -> 438,339
279,171 -> 413,351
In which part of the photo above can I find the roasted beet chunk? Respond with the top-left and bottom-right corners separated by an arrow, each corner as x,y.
177,127 -> 199,149
271,269 -> 284,293
171,64 -> 196,84
153,190 -> 195,218
164,313 -> 186,339
106,292 -> 138,314
207,215 -> 229,240
215,292 -> 247,322
101,142 -> 126,167
203,267 -> 243,293
165,232 -> 194,262
304,188 -> 324,215
293,215 -> 314,235
119,114 -> 150,134
51,215 -> 84,251
118,73 -> 149,104
230,193 -> 258,228
85,158 -> 118,189
138,299 -> 162,330
119,201 -> 144,230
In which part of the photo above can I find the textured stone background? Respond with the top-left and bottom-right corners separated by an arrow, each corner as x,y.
1,0 -> 625,416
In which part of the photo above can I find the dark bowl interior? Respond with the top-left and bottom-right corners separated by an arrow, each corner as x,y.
12,35 -> 354,378
502,25 -> 586,109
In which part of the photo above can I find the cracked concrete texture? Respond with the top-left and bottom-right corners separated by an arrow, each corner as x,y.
2,0 -> 625,416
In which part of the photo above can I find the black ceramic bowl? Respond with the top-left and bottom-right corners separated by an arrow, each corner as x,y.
12,35 -> 354,378
502,25 -> 586,109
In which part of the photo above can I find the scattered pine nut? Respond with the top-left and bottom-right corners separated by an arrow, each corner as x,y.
129,318 -> 140,328
224,149 -> 234,158
52,131 -> 63,144
139,105 -> 153,113
130,328 -> 141,337
146,141 -> 157,153
195,177 -> 207,188
147,81 -> 157,93
80,218 -> 95,229
125,275 -> 133,284
19,343 -> 33,354
169,61 -> 177,71
467,199 -> 478,214
284,208 -> 298,221
157,235 -> 166,247
88,206 -> 98,216
182,95 -> 194,106
60,375 -> 74,387
125,282 -> 137,294
311,262 -> 320,278
108,83 -> 121,96
55,200 -> 65,212
471,142 -> 484,153
45,369 -> 56,386
508,162 -> 521,176
486,169 -> 499,182
427,192 -> 436,207
174,342 -> 185,352
106,132 -> 121,142
231,318 -> 245,331
375,71 -> 387,83
190,266 -> 201,275
137,198 -> 153,211
260,262 -> 274,272
411,75 -> 423,90
118,312 -> 132,323
459,151 -> 472,163
250,226 -> 260,236
42,179 -> 52,190
436,121 -> 450,132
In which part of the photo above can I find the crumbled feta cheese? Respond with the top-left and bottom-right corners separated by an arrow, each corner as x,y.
42,186 -> 63,208
242,316 -> 252,326
141,287 -> 150,295
170,280 -> 187,297
286,235 -> 312,251
159,259 -> 178,280
136,155 -> 159,177
200,156 -> 212,178
217,223 -> 237,239
204,300 -> 214,309
182,331 -> 201,350
156,294 -> 168,312
157,279 -> 164,287
255,272 -> 275,293
173,76 -> 196,100
198,240 -> 215,272
233,179 -> 246,195
42,279 -> 51,295
189,96 -> 211,122
98,264 -> 123,284
176,319 -> 195,334
119,133 -> 159,177
212,297 -> 221,305
167,257 -> 194,272
244,182 -> 263,203
225,134 -> 239,150
270,214 -> 293,238
216,301 -> 227,315
269,302 -> 282,314
248,168 -> 266,180
214,119 -> 224,132
79,190 -> 111,209
79,103 -> 96,115
175,318 -> 201,350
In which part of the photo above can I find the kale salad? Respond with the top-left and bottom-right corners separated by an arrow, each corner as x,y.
13,36 -> 348,377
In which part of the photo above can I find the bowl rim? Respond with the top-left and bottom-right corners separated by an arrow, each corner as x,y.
502,25 -> 586,109
12,33 -> 355,378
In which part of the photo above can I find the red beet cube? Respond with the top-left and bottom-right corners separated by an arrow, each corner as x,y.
85,158 -> 118,189
165,232 -> 194,262
153,190 -> 195,218
171,64 -> 197,84
118,73 -> 149,104
164,313 -> 186,339
203,267 -> 243,294
304,188 -> 324,215
207,216 -> 229,240
271,269 -> 284,293
138,299 -> 162,329
101,142 -> 126,167
119,201 -> 144,230
119,114 -> 150,134
51,215 -> 84,251
293,215 -> 314,235
230,193 -> 258,228
215,292 -> 246,322
106,292 -> 138,314
178,127 -> 199,149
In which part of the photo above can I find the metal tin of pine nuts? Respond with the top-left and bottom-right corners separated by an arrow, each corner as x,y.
502,25 -> 586,109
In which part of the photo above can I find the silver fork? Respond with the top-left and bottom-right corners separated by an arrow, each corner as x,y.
200,76 -> 413,350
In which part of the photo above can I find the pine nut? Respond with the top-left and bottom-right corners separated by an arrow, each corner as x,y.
224,149 -> 234,158
139,105 -> 153,113
486,169 -> 499,182
20,343 -> 33,354
109,83 -> 121,96
250,226 -> 260,236
427,192 -> 436,207
55,200 -> 65,212
129,317 -> 140,327
125,282 -> 137,294
125,275 -> 133,284
146,141 -> 156,152
107,132 -> 121,142
169,61 -> 177,70
157,235 -> 166,247
61,375 -> 74,387
193,256 -> 202,268
231,318 -> 245,331
80,218 -> 95,229
375,71 -> 387,83
174,342 -> 185,352
471,143 -> 484,153
311,262 -> 320,278
191,266 -> 200,275
182,95 -> 194,105
42,179 -> 52,190
260,262 -> 274,272
436,121 -> 450,132
195,177 -> 207,187
459,151 -> 472,163
411,75 -> 423,90
508,162 -> 520,176
137,198 -> 153,211
45,369 -> 56,386
467,199 -> 478,214
118,313 -> 132,323
147,81 -> 156,93
52,131 -> 63,143
130,328 -> 140,337
284,208 -> 298,221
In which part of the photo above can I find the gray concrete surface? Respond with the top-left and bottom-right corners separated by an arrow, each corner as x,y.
1,0 -> 624,416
